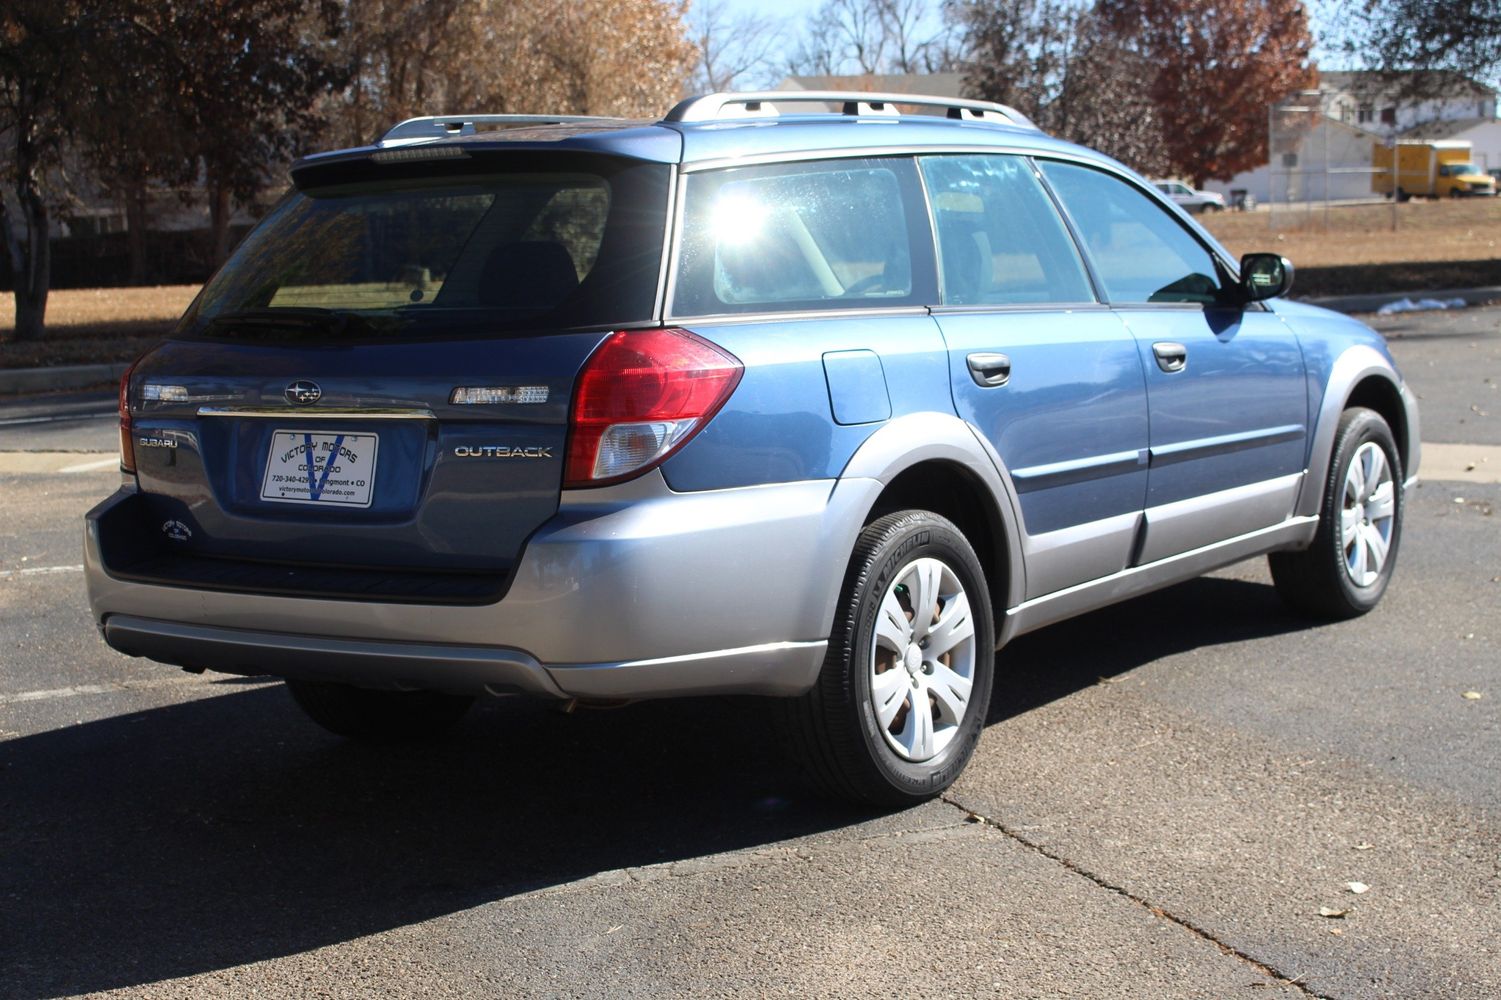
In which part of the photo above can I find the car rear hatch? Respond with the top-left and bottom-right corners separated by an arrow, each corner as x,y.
103,144 -> 674,604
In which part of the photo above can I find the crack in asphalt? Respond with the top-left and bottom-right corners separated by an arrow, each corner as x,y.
942,795 -> 1335,999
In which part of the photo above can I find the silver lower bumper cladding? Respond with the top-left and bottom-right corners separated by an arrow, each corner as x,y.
103,614 -> 827,700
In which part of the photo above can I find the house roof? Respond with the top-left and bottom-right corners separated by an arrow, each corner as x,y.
776,74 -> 967,99
1319,69 -> 1497,100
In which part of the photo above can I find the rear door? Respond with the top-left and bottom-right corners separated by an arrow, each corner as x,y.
117,154 -> 670,602
1038,160 -> 1308,564
920,154 -> 1150,600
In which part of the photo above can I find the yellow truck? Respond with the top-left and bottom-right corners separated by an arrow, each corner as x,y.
1373,140 -> 1497,200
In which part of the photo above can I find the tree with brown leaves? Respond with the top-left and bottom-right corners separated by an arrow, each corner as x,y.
1098,0 -> 1314,186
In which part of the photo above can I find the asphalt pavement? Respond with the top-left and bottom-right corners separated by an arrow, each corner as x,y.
0,307 -> 1497,999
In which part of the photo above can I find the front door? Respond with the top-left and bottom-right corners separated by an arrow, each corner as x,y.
1038,161 -> 1308,564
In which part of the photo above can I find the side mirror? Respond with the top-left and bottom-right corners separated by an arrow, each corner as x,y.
1239,253 -> 1293,302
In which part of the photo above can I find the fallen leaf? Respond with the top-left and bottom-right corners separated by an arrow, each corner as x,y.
1346,881 -> 1370,894
1353,843 -> 1375,851
1463,691 -> 1484,700
1329,928 -> 1344,936
1319,906 -> 1352,919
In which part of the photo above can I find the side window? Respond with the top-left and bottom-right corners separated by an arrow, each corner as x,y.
671,157 -> 934,315
919,154 -> 1094,306
1040,161 -> 1228,305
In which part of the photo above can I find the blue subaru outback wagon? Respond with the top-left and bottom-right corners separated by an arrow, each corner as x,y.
87,92 -> 1419,805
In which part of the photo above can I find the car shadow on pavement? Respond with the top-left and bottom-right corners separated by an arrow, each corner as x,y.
0,576 -> 1313,997
987,575 -> 1313,723
0,681 -> 880,997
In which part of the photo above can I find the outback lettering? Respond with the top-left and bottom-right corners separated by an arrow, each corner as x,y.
453,445 -> 553,459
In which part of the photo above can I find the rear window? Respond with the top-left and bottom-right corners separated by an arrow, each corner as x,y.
184,156 -> 669,339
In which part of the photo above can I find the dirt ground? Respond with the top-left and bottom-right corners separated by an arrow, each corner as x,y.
1201,197 -> 1501,267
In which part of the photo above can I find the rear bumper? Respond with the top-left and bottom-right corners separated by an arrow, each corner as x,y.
86,471 -> 879,698
100,614 -> 827,699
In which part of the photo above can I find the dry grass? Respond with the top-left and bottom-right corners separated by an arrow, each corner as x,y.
0,285 -> 198,369
1201,198 -> 1501,267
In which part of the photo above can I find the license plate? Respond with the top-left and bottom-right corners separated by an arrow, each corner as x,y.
260,430 -> 378,507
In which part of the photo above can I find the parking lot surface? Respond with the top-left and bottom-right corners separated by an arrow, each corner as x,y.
0,307 -> 1497,998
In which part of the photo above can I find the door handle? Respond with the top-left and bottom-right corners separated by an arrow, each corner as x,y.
1152,342 -> 1187,373
967,352 -> 1011,387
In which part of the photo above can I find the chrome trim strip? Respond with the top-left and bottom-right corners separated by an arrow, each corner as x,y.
669,306 -> 932,326
197,407 -> 436,420
1011,448 -> 1148,492
930,302 -> 1107,315
1149,424 -> 1305,466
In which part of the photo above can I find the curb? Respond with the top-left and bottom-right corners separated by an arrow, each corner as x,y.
0,362 -> 128,397
1301,285 -> 1501,315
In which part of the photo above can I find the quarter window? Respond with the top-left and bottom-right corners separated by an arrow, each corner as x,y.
671,158 -> 933,315
920,154 -> 1094,306
1039,161 -> 1228,305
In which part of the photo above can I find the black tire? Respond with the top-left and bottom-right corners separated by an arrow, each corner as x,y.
786,511 -> 995,806
1269,407 -> 1404,619
285,679 -> 474,743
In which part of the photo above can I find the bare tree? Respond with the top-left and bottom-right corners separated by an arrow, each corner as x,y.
689,0 -> 788,92
953,0 -> 1167,173
788,0 -> 955,77
1325,0 -> 1501,98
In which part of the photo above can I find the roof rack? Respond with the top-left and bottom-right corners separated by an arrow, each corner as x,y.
663,91 -> 1036,129
378,114 -> 616,147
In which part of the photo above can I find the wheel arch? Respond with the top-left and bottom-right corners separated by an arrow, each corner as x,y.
829,412 -> 1027,643
1296,345 -> 1420,518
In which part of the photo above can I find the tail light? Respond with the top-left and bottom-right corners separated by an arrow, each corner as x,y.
118,356 -> 143,473
565,328 -> 742,488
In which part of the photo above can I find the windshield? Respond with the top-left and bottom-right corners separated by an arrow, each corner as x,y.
1442,163 -> 1481,176
184,157 -> 670,339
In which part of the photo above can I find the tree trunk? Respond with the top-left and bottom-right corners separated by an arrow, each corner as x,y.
1,189 -> 51,343
125,182 -> 149,286
209,182 -> 233,266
